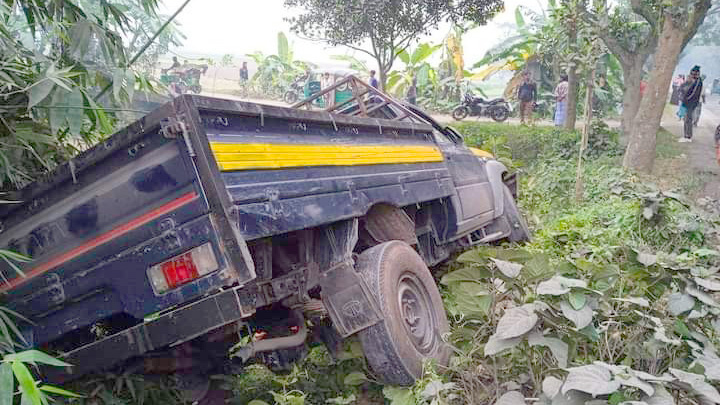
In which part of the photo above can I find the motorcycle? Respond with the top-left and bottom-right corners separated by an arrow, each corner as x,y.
283,78 -> 306,104
452,91 -> 511,122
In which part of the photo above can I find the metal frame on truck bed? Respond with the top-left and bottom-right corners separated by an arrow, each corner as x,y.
0,84 -> 529,393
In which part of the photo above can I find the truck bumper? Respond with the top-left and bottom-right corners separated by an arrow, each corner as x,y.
44,285 -> 256,383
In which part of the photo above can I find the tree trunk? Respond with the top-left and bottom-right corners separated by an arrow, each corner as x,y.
565,5 -> 579,130
566,67 -> 579,130
378,67 -> 387,91
622,15 -> 685,173
619,59 -> 644,138
576,58 -> 597,202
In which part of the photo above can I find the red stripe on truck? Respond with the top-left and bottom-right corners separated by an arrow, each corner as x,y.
0,191 -> 199,293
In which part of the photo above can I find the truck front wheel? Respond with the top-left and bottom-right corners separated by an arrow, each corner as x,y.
356,241 -> 450,385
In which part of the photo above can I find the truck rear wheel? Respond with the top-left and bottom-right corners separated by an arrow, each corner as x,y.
356,241 -> 450,385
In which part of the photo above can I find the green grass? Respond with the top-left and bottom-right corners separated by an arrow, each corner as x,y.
655,127 -> 683,159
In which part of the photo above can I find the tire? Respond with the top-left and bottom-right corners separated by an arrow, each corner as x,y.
284,91 -> 299,104
452,106 -> 469,121
356,241 -> 450,385
502,185 -> 530,242
491,106 -> 509,122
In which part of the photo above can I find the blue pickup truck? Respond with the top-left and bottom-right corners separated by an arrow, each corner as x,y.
0,87 -> 527,399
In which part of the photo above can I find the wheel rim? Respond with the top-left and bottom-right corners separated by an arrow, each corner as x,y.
453,107 -> 467,120
396,273 -> 437,355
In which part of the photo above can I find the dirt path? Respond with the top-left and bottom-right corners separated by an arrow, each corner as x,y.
660,94 -> 720,200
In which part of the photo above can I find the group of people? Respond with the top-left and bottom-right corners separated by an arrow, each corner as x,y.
674,66 -> 706,143
513,71 -> 566,127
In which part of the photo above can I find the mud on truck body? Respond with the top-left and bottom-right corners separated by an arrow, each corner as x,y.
0,79 -> 528,395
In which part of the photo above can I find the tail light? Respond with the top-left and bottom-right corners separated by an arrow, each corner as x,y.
148,243 -> 219,294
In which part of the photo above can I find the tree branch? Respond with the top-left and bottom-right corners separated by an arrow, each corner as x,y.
682,0 -> 713,49
630,0 -> 658,28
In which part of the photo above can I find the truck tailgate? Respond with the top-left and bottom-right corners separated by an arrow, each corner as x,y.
0,98 -> 254,349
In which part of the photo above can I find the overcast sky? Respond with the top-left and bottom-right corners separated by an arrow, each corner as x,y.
160,0 -> 547,69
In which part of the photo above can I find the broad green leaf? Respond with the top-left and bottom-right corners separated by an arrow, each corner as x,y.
562,365 -> 621,397
420,380 -> 454,399
48,89 -> 67,136
456,282 -> 489,296
560,301 -> 593,329
11,361 -> 41,405
326,394 -> 356,404
5,351 -> 71,367
568,291 -> 586,310
125,70 -> 135,103
397,49 -> 410,65
453,293 -> 493,318
694,277 -> 720,291
496,391 -> 525,405
643,384 -> 674,405
670,368 -> 720,403
113,68 -> 124,102
694,351 -> 720,381
66,89 -> 84,137
0,363 -> 12,405
490,258 -> 523,278
537,278 -> 570,295
28,80 -> 55,110
515,7 -> 526,28
342,371 -> 366,386
494,305 -> 538,339
484,334 -> 522,356
674,320 -> 692,339
523,254 -> 555,282
614,373 -> 654,397
693,248 -> 719,257
667,293 -> 695,315
382,386 -> 414,405
612,297 -> 650,307
440,267 -> 490,285
636,252 -> 657,267
247,401 -> 271,405
38,385 -> 83,398
543,376 -> 563,399
456,247 -> 498,264
528,331 -> 568,368
686,286 -> 720,307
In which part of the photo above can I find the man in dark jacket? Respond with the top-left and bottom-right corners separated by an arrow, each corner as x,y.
517,71 -> 537,125
680,66 -> 703,142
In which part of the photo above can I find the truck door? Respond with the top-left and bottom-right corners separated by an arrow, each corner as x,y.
432,128 -> 495,233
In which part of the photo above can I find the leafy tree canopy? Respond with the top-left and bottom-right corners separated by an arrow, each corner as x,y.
284,0 -> 504,86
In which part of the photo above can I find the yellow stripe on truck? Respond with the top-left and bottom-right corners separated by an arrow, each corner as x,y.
469,147 -> 494,158
210,142 -> 444,171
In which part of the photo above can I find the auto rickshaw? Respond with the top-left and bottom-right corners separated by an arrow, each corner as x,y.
303,69 -> 358,107
160,64 -> 208,95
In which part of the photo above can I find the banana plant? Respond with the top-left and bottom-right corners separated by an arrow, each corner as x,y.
247,32 -> 314,97
386,43 -> 442,98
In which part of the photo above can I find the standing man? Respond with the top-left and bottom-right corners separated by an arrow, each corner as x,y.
517,71 -> 537,125
679,66 -> 703,143
369,70 -> 379,89
239,62 -> 249,84
554,75 -> 569,127
406,75 -> 417,105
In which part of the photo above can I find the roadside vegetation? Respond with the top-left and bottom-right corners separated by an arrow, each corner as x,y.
3,0 -> 720,404
6,120 -> 708,405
